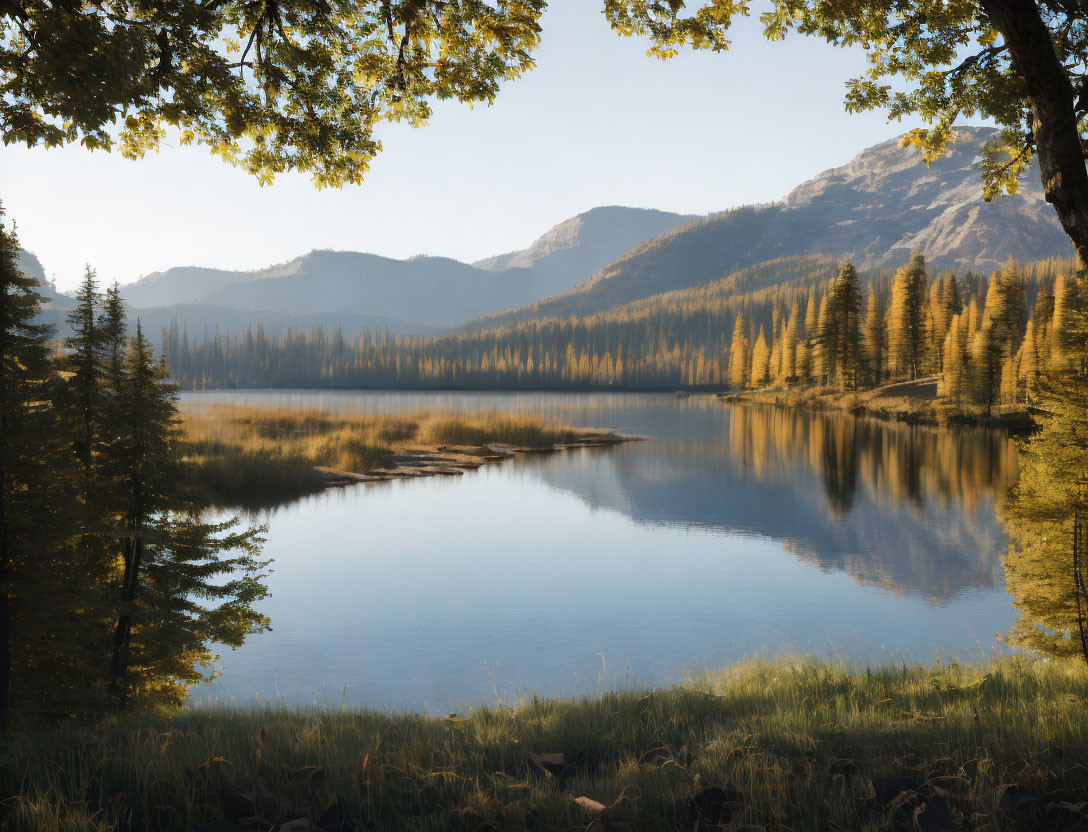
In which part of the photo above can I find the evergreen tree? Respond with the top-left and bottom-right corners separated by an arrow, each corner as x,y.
750,326 -> 770,388
1004,362 -> 1088,667
781,303 -> 801,383
863,289 -> 887,386
970,323 -> 1003,415
887,253 -> 928,379
107,323 -> 269,710
813,293 -> 832,384
0,209 -> 54,719
941,313 -> 968,404
804,292 -> 819,340
727,314 -> 749,389
64,267 -> 106,494
822,264 -> 862,389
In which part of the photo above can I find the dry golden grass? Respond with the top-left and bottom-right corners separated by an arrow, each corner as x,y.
180,405 -> 607,507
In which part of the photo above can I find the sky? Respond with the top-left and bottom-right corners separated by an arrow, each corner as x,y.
1,1 -> 945,292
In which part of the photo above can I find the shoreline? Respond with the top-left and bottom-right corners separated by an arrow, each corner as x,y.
315,432 -> 642,486
719,380 -> 1037,433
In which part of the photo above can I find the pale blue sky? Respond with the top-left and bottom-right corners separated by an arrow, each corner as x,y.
2,1 -> 953,292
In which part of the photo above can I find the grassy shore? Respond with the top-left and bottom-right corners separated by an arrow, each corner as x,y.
4,657 -> 1088,831
721,378 -> 1035,432
181,405 -> 623,507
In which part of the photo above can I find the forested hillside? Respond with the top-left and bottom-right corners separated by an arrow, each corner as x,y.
164,252 -> 1074,408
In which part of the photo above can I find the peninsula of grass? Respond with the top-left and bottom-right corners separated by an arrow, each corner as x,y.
5,657 -> 1088,831
181,404 -> 630,507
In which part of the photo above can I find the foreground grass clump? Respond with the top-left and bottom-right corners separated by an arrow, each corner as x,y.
5,657 -> 1088,831
181,405 -> 612,507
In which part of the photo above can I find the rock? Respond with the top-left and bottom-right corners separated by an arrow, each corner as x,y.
222,782 -> 278,821
572,795 -> 606,814
529,752 -> 568,782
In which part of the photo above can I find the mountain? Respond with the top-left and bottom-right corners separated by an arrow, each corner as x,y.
15,250 -> 73,308
194,251 -> 532,327
473,206 -> 698,298
464,126 -> 1073,330
122,266 -> 256,308
118,207 -> 696,328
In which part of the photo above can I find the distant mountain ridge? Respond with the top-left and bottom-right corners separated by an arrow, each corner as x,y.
473,206 -> 700,298
465,126 -> 1073,330
116,206 -> 697,329
26,127 -> 1077,339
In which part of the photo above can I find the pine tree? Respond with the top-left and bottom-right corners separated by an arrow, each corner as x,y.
887,253 -> 928,379
1018,319 -> 1042,406
107,323 -> 269,710
749,326 -> 770,388
64,267 -> 106,494
0,208 -> 54,720
970,323 -> 1003,415
804,292 -> 819,340
863,289 -> 887,386
814,293 -> 832,384
781,303 -> 801,383
1004,363 -> 1088,666
727,314 -> 749,389
941,313 -> 968,403
822,264 -> 862,389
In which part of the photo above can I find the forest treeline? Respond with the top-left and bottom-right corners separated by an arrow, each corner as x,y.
162,254 -> 1075,408
0,211 -> 268,720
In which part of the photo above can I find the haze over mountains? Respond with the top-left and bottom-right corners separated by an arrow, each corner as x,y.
29,126 -> 1073,340
114,206 -> 697,334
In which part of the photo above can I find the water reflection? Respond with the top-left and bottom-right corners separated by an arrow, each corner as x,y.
181,391 -> 1018,708
186,391 -> 1017,604
439,399 -> 1013,605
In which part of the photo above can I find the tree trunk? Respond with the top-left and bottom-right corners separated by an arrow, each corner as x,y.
0,332 -> 9,721
979,0 -> 1088,265
108,483 -> 141,711
1071,505 -> 1088,669
0,424 -> 9,722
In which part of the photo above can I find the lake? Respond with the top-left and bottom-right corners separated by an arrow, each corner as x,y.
181,390 -> 1019,713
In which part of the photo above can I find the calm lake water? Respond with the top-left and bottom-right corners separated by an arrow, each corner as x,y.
181,390 -> 1019,712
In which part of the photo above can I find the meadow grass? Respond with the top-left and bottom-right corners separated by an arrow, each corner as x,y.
180,405 -> 608,508
4,656 -> 1088,831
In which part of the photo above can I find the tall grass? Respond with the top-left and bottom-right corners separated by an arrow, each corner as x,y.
180,405 -> 610,507
4,657 -> 1086,831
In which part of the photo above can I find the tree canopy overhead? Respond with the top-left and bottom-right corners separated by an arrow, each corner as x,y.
1,0 -> 544,186
8,0 -> 1088,261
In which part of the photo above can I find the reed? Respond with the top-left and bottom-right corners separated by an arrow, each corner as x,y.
4,656 -> 1085,831
180,405 -> 607,507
